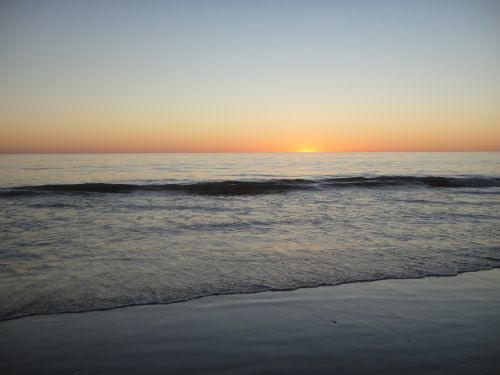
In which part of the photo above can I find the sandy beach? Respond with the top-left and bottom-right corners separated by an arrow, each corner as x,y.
1,269 -> 499,374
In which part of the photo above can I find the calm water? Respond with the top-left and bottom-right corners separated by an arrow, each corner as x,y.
1,153 -> 499,320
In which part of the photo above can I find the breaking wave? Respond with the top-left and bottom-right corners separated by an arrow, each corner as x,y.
1,176 -> 499,197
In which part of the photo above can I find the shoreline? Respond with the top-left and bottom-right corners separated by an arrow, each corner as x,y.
2,266 -> 498,323
1,268 -> 499,374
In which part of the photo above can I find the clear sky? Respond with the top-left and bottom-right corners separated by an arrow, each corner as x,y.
1,0 -> 499,153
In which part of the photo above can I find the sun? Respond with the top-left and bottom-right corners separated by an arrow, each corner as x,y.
297,146 -> 318,153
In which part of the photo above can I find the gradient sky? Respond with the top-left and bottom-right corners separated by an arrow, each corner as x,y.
1,0 -> 499,153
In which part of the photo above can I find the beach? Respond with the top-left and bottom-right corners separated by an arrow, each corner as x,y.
1,153 -> 499,374
1,269 -> 499,374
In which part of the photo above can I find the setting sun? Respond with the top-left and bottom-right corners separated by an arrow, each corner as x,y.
297,147 -> 318,153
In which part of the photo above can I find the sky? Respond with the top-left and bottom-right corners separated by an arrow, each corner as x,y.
0,0 -> 499,153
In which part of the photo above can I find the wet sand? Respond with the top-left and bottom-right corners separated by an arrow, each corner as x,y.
1,269 -> 499,374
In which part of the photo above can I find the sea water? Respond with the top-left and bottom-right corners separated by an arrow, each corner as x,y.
0,153 -> 499,320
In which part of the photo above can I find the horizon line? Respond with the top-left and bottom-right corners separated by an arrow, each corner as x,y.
1,150 -> 499,155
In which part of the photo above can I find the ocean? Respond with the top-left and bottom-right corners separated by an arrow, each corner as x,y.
0,152 -> 499,321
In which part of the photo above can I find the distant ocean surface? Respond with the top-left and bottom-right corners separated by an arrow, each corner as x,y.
1,153 -> 499,320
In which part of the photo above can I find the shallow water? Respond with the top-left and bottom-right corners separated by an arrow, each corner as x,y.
1,153 -> 499,320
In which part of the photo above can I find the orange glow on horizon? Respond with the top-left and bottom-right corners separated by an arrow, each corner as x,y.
1,116 -> 500,153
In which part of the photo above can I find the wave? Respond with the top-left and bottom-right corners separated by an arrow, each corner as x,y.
1,176 -> 499,197
2,267 -> 498,321
322,176 -> 500,188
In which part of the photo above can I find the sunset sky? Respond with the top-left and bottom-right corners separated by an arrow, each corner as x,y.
1,0 -> 499,153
